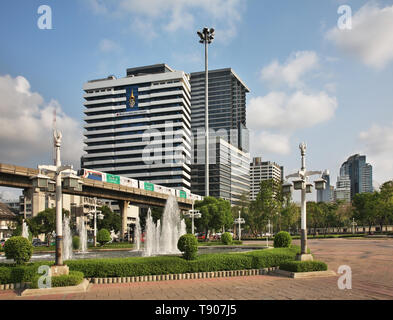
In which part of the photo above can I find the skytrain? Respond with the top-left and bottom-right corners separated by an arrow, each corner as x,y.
78,168 -> 203,201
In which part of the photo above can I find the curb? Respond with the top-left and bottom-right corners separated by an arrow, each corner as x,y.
271,269 -> 337,279
20,279 -> 90,296
90,267 -> 279,284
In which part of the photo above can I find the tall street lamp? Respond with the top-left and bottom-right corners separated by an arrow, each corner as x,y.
184,200 -> 202,235
283,142 -> 326,261
234,211 -> 245,241
87,197 -> 104,247
197,27 -> 214,197
31,130 -> 82,275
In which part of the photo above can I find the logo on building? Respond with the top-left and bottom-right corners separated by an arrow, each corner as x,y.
129,89 -> 136,107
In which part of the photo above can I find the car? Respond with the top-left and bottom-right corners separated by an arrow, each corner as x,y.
32,239 -> 44,247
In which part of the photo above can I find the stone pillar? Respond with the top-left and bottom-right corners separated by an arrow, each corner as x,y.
119,200 -> 129,241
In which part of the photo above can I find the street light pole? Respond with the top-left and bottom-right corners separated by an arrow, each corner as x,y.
93,198 -> 97,247
54,130 -> 63,266
283,142 -> 326,261
197,27 -> 215,197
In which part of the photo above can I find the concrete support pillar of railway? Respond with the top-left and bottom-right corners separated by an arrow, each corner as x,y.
119,200 -> 129,242
30,189 -> 46,217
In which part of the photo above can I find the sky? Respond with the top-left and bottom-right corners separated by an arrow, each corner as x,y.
1,0 -> 393,201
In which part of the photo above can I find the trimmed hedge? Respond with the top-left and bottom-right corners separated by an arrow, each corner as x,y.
72,236 -> 80,250
4,237 -> 33,265
274,231 -> 292,248
0,262 -> 53,284
221,232 -> 233,245
65,246 -> 301,278
279,260 -> 328,272
0,246 -> 303,284
177,234 -> 198,260
30,271 -> 84,289
97,229 -> 111,245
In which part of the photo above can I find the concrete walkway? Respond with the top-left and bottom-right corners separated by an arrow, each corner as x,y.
1,238 -> 392,300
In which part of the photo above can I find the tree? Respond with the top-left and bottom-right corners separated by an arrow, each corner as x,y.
95,205 -> 121,233
377,181 -> 393,232
352,192 -> 377,234
248,179 -> 282,236
194,197 -> 231,241
29,208 -> 55,245
97,228 -> 111,245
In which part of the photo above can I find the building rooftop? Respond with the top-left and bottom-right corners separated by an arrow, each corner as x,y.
190,68 -> 250,92
126,63 -> 174,77
0,202 -> 18,220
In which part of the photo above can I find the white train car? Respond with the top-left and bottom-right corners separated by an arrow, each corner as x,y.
120,176 -> 139,188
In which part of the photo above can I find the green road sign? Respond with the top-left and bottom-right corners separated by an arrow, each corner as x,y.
179,190 -> 187,199
106,174 -> 120,185
144,182 -> 155,191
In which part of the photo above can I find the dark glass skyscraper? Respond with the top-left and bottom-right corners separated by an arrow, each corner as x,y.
340,154 -> 373,199
190,68 -> 250,204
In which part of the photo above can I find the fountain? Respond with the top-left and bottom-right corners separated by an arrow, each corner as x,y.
134,216 -> 141,251
143,195 -> 187,257
78,217 -> 88,253
21,221 -> 29,240
62,216 -> 73,260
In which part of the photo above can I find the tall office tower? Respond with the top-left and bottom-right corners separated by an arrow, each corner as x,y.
82,64 -> 192,191
191,136 -> 250,205
190,68 -> 250,201
317,170 -> 332,203
250,157 -> 283,201
340,154 -> 373,199
190,68 -> 250,152
334,175 -> 351,203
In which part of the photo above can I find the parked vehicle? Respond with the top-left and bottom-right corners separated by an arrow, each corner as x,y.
32,239 -> 44,247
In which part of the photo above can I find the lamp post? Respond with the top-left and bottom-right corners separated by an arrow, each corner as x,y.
184,201 -> 201,235
283,142 -> 326,261
87,198 -> 104,247
234,211 -> 245,241
197,27 -> 214,197
31,130 -> 82,274
266,219 -> 272,247
352,218 -> 357,234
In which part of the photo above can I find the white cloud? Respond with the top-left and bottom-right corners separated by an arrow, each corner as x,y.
0,74 -> 83,169
326,3 -> 393,69
260,51 -> 319,88
250,131 -> 290,155
247,91 -> 338,131
99,39 -> 122,53
359,122 -> 393,184
85,0 -> 245,43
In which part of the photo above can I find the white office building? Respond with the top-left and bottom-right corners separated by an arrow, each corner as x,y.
334,175 -> 351,203
250,157 -> 283,201
82,64 -> 192,191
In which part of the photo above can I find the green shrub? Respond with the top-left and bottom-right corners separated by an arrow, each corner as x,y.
97,229 -> 111,245
177,234 -> 198,260
221,232 -> 233,245
65,246 -> 301,278
273,231 -> 292,248
0,261 -> 53,284
279,260 -> 328,272
4,236 -> 33,265
30,271 -> 84,289
72,236 -> 80,250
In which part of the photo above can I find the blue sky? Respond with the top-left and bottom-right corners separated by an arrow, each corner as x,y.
1,0 -> 393,200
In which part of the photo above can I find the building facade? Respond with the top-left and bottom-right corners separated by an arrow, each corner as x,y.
317,170 -> 332,203
82,64 -> 192,191
190,68 -> 250,152
191,137 -> 250,205
334,175 -> 351,203
340,154 -> 373,199
0,202 -> 17,240
250,157 -> 283,201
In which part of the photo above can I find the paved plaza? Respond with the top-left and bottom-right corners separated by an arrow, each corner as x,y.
1,238 -> 392,300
